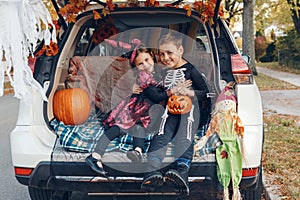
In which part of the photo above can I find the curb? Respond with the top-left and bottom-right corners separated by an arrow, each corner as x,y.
262,173 -> 283,200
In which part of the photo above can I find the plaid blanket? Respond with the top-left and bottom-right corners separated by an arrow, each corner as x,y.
50,112 -> 154,153
51,112 -> 220,157
50,114 -> 105,153
194,132 -> 222,157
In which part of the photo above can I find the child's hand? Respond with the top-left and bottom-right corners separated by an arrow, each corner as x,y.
132,83 -> 143,94
177,79 -> 192,88
170,80 -> 193,95
177,87 -> 195,97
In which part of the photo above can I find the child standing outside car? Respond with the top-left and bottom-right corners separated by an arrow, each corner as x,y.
85,45 -> 172,176
142,32 -> 211,194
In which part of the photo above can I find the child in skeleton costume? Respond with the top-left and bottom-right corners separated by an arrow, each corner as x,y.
142,32 -> 210,193
205,82 -> 244,200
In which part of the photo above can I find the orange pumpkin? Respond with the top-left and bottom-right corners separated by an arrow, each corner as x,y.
167,95 -> 192,114
53,88 -> 90,125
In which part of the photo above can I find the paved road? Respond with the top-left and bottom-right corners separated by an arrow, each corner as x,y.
0,94 -> 31,200
260,89 -> 300,117
257,67 -> 300,87
257,67 -> 300,117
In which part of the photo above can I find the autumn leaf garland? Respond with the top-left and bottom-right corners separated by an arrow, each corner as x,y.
59,0 -> 224,24
48,0 -> 224,56
59,0 -> 89,23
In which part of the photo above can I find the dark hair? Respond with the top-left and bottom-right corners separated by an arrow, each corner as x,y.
129,46 -> 162,80
130,46 -> 157,68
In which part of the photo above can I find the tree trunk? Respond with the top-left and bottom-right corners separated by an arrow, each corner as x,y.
287,0 -> 300,37
242,0 -> 257,75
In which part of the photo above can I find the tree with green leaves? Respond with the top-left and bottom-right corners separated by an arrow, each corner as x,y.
255,0 -> 294,36
223,0 -> 243,27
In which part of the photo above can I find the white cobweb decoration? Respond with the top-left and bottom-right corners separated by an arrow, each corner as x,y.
0,0 -> 57,103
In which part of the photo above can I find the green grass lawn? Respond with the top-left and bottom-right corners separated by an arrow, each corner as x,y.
262,114 -> 300,200
254,64 -> 300,200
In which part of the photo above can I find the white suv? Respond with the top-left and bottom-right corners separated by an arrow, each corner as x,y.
10,1 -> 263,199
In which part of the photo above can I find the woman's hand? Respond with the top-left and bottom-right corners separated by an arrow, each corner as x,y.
132,83 -> 143,94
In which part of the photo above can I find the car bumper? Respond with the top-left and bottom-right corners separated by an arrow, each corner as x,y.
16,161 -> 259,195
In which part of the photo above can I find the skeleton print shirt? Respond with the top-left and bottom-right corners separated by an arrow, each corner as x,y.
162,62 -> 211,126
162,62 -> 209,104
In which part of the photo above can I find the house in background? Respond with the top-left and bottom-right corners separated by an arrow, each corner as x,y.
264,25 -> 286,39
231,21 -> 243,51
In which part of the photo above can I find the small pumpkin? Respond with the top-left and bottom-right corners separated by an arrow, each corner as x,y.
167,95 -> 192,114
53,88 -> 90,125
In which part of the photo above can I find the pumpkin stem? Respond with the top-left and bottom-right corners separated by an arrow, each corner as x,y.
64,79 -> 71,89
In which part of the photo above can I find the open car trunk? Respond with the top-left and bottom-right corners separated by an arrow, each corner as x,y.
45,7 -> 223,196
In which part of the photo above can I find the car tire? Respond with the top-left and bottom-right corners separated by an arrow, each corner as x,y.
241,165 -> 263,200
28,187 -> 70,200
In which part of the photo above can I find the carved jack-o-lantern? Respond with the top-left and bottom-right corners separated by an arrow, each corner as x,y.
167,95 -> 192,114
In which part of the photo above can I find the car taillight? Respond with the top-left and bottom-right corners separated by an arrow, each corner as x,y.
242,168 -> 258,177
14,167 -> 33,176
231,54 -> 253,84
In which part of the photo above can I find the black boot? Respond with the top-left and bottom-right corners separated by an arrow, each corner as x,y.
164,164 -> 189,194
141,171 -> 164,189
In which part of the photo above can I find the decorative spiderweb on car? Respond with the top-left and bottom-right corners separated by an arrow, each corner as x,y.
0,0 -> 56,103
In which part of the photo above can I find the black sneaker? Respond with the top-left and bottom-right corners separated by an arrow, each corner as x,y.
141,171 -> 164,189
164,166 -> 189,194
